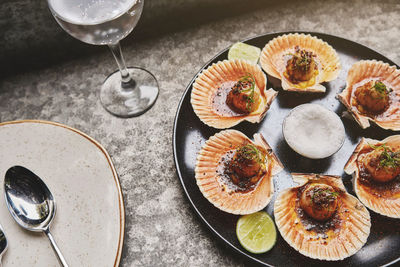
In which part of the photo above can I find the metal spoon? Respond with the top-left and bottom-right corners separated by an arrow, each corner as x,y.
4,166 -> 69,267
0,224 -> 7,266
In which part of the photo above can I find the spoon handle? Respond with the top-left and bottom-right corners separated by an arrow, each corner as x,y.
44,228 -> 69,267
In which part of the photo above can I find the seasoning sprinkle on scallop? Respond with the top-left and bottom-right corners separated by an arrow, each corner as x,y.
338,60 -> 400,131
344,135 -> 400,218
260,33 -> 341,93
195,130 -> 283,215
191,59 -> 278,129
274,173 -> 371,261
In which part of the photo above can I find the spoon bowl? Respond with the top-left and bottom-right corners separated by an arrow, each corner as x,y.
4,166 -> 55,231
4,166 -> 68,266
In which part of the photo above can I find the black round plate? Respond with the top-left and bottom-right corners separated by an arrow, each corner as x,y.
173,32 -> 400,266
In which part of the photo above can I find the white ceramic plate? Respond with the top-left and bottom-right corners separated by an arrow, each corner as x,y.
0,120 -> 124,267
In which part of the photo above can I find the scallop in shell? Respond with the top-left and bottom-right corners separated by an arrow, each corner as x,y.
195,129 -> 283,215
344,135 -> 400,218
191,59 -> 278,129
260,33 -> 341,93
338,60 -> 400,131
274,173 -> 371,261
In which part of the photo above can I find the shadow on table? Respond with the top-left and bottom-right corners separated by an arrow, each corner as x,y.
1,0 -> 279,79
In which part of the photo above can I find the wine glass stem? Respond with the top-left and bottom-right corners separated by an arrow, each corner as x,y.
108,42 -> 135,90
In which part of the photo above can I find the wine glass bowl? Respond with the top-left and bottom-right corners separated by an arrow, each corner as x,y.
48,0 -> 143,45
47,0 -> 159,117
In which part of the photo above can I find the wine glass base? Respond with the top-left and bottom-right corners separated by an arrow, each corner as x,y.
100,67 -> 159,118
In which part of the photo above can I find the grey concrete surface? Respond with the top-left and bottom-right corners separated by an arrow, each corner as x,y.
1,0 -> 400,266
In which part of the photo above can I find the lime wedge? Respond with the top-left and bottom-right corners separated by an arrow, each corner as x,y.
236,211 -> 277,254
228,42 -> 261,65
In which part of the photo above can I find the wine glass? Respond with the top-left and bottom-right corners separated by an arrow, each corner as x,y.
47,0 -> 159,117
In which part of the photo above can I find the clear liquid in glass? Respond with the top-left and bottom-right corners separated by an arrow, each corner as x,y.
48,0 -> 143,45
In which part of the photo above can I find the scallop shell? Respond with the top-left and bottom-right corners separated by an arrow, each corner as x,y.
195,129 -> 283,214
274,173 -> 371,261
260,33 -> 341,93
191,59 -> 278,129
344,135 -> 400,218
338,60 -> 400,131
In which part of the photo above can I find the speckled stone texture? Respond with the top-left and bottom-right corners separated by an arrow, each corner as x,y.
1,0 -> 400,266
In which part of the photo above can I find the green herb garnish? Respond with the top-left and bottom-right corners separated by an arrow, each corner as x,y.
373,81 -> 388,95
369,143 -> 400,169
237,73 -> 256,112
238,144 -> 264,164
369,80 -> 390,100
311,188 -> 339,204
288,49 -> 313,71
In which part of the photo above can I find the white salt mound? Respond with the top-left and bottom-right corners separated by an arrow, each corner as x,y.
283,104 -> 345,159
